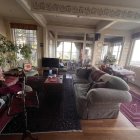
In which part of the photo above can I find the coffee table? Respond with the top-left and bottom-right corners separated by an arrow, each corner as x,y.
44,75 -> 63,94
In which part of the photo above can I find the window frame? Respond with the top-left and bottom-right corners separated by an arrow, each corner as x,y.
101,44 -> 108,61
11,28 -> 38,66
112,42 -> 122,64
56,41 -> 79,61
129,38 -> 140,67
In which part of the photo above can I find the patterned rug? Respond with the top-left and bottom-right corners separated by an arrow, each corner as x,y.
2,76 -> 81,133
120,90 -> 140,127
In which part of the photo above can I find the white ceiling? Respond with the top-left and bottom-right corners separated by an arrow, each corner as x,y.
0,0 -> 32,20
110,22 -> 140,31
1,0 -> 140,36
45,14 -> 100,28
59,0 -> 140,9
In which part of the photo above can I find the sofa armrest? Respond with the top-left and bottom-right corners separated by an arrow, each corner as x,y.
86,88 -> 132,104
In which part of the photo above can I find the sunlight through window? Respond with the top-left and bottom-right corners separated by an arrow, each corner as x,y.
130,40 -> 140,67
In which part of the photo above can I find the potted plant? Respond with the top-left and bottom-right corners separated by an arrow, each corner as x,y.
103,54 -> 116,65
0,34 -> 19,69
19,44 -> 32,62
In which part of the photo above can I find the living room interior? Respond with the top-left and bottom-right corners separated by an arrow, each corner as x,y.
1,0 -> 140,140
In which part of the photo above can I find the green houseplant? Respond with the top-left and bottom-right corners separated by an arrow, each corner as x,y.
103,53 -> 116,65
0,34 -> 19,69
19,44 -> 32,62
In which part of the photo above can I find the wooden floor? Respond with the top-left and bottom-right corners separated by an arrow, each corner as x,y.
1,112 -> 140,140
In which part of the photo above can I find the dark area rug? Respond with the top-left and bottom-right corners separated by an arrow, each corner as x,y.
2,76 -> 81,133
120,90 -> 140,127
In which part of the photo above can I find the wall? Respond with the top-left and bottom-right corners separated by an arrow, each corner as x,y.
0,17 -> 6,36
37,26 -> 43,67
119,34 -> 131,66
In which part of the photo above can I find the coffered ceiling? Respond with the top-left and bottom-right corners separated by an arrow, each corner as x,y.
44,14 -> 100,28
59,0 -> 140,9
1,0 -> 140,37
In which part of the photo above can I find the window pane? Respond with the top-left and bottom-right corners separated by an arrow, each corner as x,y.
101,45 -> 108,60
112,43 -> 122,64
64,42 -> 71,52
71,53 -> 79,60
57,42 -> 63,52
113,46 -> 119,52
85,47 -> 92,59
63,52 -> 71,60
13,28 -> 37,66
72,43 -> 78,53
130,40 -> 140,66
57,52 -> 63,59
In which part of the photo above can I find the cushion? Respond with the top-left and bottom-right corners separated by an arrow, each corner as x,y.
88,81 -> 107,91
76,68 -> 92,79
91,81 -> 107,89
4,68 -> 20,76
74,83 -> 90,96
90,70 -> 106,82
4,76 -> 19,87
24,63 -> 32,72
72,74 -> 89,84
106,76 -> 129,91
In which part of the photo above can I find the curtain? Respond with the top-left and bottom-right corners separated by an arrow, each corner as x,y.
10,23 -> 37,30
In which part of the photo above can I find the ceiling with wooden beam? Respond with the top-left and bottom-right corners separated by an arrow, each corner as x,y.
1,0 -> 140,37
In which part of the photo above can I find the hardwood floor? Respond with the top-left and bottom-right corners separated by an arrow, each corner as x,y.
1,112 -> 140,140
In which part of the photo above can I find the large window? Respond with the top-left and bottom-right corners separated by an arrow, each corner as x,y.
12,28 -> 37,66
56,41 -> 79,60
130,39 -> 140,67
112,42 -> 122,64
101,45 -> 108,60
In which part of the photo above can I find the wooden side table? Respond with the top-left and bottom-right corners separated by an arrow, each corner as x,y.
44,75 -> 63,94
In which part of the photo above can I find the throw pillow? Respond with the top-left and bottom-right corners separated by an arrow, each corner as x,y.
23,63 -> 32,72
90,70 -> 106,82
4,76 -> 19,87
76,68 -> 92,79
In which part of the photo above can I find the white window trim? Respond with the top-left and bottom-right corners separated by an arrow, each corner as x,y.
112,42 -> 122,64
128,38 -> 140,68
11,28 -> 38,66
